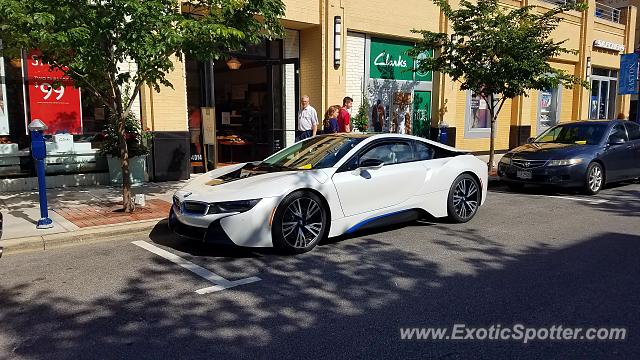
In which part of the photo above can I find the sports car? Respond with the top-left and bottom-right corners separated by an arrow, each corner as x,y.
170,133 -> 488,254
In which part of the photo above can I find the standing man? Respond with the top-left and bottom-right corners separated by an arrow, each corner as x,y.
338,97 -> 353,133
297,95 -> 318,141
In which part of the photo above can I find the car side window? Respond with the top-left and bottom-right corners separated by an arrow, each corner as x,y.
414,141 -> 435,161
624,122 -> 640,141
360,141 -> 413,166
609,124 -> 629,142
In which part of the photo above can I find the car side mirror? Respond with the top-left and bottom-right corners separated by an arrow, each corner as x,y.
526,137 -> 535,144
359,158 -> 384,170
608,136 -> 625,146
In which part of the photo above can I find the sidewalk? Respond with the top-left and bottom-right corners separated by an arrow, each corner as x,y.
0,177 -> 194,253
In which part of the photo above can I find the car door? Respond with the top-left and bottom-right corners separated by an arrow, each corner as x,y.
331,140 -> 427,217
623,121 -> 640,177
601,123 -> 633,181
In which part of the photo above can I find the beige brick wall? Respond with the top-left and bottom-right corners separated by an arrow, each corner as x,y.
146,55 -> 188,132
300,26 -> 324,112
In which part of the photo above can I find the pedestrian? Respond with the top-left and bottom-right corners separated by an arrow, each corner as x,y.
296,95 -> 318,141
337,96 -> 353,133
371,100 -> 385,133
323,105 -> 340,134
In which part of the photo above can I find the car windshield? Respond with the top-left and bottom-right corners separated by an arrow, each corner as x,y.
261,135 -> 367,170
534,123 -> 608,145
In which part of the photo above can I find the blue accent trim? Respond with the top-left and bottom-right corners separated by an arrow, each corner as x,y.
345,209 -> 412,234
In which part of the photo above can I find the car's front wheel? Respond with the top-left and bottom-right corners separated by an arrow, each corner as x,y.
447,174 -> 481,223
272,191 -> 329,254
584,162 -> 604,195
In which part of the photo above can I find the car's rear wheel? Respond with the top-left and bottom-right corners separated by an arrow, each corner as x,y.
447,174 -> 481,223
584,162 -> 604,195
272,191 -> 328,254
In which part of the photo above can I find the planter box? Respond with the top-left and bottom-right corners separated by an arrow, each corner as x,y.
107,155 -> 147,186
0,143 -> 19,155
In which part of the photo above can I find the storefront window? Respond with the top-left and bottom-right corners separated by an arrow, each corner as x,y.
464,91 -> 494,138
538,87 -> 561,134
590,68 -> 618,120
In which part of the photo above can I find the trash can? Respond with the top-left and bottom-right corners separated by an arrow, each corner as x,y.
151,131 -> 190,181
438,123 -> 449,145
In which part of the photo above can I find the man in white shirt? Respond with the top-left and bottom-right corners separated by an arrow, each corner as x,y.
297,95 -> 318,141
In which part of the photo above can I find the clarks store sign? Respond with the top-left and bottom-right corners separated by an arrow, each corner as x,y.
593,40 -> 625,52
369,38 -> 431,82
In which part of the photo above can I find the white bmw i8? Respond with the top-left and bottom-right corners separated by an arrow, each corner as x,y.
170,133 -> 487,254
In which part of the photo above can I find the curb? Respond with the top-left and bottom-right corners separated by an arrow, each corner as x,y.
1,218 -> 168,255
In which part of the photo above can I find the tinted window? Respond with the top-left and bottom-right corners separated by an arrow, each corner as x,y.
625,121 -> 640,140
262,135 -> 366,169
609,124 -> 628,142
534,123 -> 608,145
414,141 -> 435,160
360,142 -> 413,165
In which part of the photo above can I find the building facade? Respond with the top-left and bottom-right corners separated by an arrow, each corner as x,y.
0,0 -> 636,190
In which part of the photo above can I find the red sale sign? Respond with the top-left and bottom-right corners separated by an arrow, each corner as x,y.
26,50 -> 82,135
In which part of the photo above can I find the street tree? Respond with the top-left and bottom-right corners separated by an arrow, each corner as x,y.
0,0 -> 284,211
410,0 -> 589,170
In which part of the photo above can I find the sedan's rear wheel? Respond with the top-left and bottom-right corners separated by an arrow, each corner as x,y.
584,162 -> 604,195
272,191 -> 328,254
447,174 -> 481,223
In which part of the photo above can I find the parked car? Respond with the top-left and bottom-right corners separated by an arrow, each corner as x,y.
498,120 -> 640,194
170,133 -> 488,254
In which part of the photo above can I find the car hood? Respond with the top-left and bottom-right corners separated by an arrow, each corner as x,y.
175,163 -> 331,203
508,143 -> 596,159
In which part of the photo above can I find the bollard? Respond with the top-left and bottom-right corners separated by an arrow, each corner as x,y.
28,119 -> 53,229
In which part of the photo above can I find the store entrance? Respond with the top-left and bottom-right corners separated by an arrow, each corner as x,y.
213,58 -> 299,166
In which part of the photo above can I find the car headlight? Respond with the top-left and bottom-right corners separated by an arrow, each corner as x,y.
547,159 -> 583,166
499,156 -> 511,165
207,199 -> 261,214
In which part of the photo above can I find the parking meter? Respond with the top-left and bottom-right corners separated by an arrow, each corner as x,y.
28,119 -> 53,229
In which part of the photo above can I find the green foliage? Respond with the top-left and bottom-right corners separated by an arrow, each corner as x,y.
410,0 -> 589,105
99,112 -> 151,158
353,95 -> 370,133
0,0 -> 285,113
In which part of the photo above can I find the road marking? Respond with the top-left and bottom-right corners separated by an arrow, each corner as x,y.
491,190 -> 608,205
132,241 -> 261,294
545,195 -> 608,204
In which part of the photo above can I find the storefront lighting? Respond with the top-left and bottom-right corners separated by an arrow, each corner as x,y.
226,57 -> 241,70
334,16 -> 342,68
585,56 -> 592,81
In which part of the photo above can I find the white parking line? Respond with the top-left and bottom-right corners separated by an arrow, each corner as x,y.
132,241 -> 261,294
545,195 -> 608,204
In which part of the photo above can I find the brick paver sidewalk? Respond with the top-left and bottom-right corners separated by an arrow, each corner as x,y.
52,199 -> 171,228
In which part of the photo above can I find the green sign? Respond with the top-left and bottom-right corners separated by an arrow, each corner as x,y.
369,38 -> 432,82
412,91 -> 431,139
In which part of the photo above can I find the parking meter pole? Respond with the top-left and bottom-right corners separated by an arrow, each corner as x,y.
28,120 -> 53,229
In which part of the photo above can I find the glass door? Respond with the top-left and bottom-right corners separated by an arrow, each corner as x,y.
590,76 -> 618,120
270,59 -> 299,154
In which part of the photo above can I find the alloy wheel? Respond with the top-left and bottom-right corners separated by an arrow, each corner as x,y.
281,197 -> 324,249
588,165 -> 603,192
452,178 -> 479,220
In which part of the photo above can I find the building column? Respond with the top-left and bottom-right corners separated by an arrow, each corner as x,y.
575,0 -> 596,120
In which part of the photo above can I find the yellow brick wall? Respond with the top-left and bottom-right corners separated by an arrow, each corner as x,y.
144,55 -> 188,132
300,26 -> 324,111
282,0 -> 320,25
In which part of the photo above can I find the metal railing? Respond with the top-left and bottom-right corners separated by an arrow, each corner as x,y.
595,2 -> 622,23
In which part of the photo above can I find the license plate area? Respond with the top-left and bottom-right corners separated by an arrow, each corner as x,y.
516,170 -> 532,179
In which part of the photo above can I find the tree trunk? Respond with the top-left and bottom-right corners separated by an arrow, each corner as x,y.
114,89 -> 134,213
488,94 -> 496,173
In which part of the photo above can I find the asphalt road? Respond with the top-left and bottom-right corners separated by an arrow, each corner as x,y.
1,182 -> 639,359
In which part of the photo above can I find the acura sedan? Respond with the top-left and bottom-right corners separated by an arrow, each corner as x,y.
170,133 -> 488,254
498,120 -> 640,194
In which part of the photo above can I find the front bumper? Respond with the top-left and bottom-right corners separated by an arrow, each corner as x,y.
168,208 -> 236,245
498,162 -> 587,187
168,197 -> 280,247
